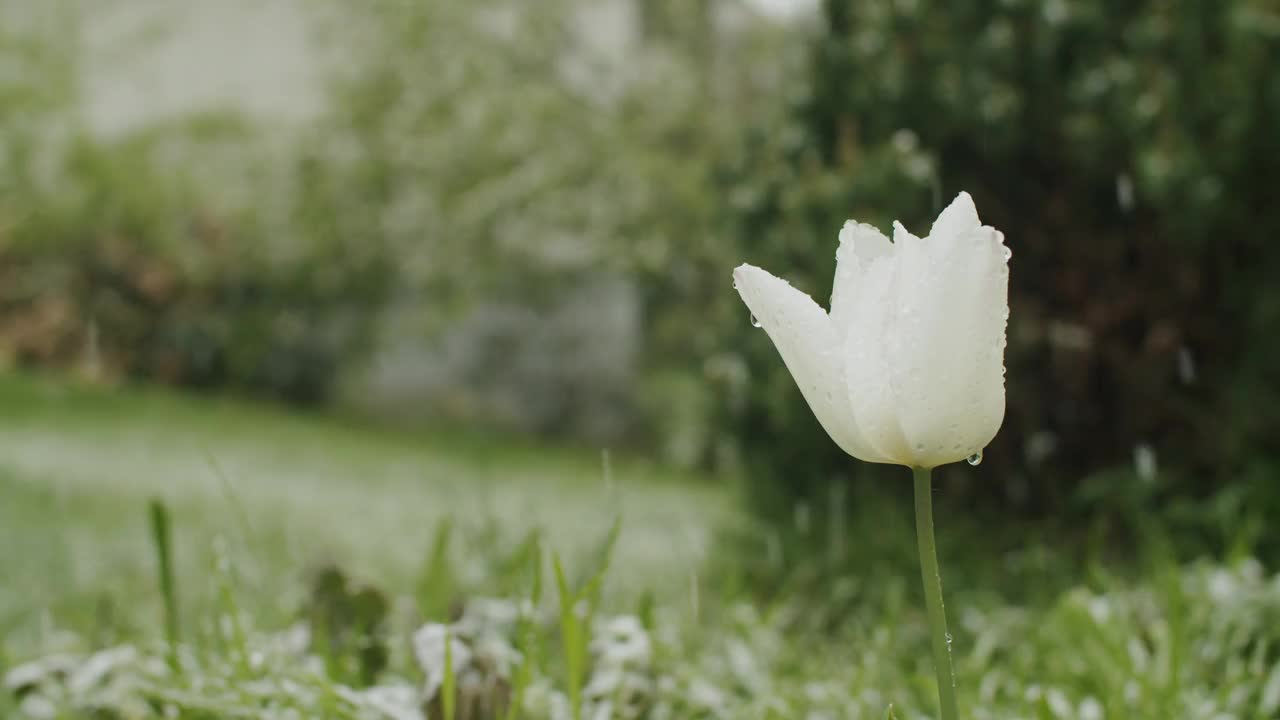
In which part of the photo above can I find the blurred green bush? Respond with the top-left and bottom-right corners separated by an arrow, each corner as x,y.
714,0 -> 1280,544
0,126 -> 392,404
0,8 -> 391,404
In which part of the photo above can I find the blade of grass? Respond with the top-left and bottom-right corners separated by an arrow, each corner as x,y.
147,498 -> 181,673
504,534 -> 544,720
442,626 -> 456,720
418,518 -> 456,621
553,554 -> 585,720
201,450 -> 258,544
211,536 -> 251,675
554,517 -> 624,720
577,515 -> 622,591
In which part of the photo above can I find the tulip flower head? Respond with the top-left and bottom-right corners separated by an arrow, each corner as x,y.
733,192 -> 1009,469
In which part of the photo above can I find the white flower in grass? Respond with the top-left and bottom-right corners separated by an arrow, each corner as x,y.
336,684 -> 424,720
591,616 -> 652,668
412,623 -> 472,700
585,615 -> 655,718
67,645 -> 138,695
733,192 -> 1010,468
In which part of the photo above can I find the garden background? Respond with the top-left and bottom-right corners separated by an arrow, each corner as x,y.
3,1 -> 1280,717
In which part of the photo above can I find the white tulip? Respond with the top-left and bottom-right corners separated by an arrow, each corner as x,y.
733,192 -> 1009,469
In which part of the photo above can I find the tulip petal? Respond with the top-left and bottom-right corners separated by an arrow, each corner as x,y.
733,264 -> 889,463
888,201 -> 1009,467
928,191 -> 982,241
842,252 -> 912,465
831,221 -> 892,334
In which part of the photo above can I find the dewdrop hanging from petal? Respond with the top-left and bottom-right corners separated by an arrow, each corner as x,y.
732,192 -> 1010,469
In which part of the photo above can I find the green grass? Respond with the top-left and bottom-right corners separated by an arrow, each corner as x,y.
2,371 -> 1279,719
0,371 -> 723,651
4,372 -> 718,537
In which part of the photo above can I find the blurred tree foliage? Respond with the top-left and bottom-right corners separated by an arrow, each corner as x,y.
0,2 -> 391,403
308,0 -> 737,300
307,0 -> 795,451
716,0 -> 1280,546
0,0 -> 796,430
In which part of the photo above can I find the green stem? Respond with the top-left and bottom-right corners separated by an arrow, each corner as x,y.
913,467 -> 959,720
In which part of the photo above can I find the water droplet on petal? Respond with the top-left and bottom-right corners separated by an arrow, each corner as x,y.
1002,246 -> 1013,261
966,450 -> 984,466
750,313 -> 762,328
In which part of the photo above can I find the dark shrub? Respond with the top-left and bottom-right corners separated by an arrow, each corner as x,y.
717,0 -> 1280,547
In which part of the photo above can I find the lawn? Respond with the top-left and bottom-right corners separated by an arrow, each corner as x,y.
2,372 -> 1278,719
0,370 -> 724,625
